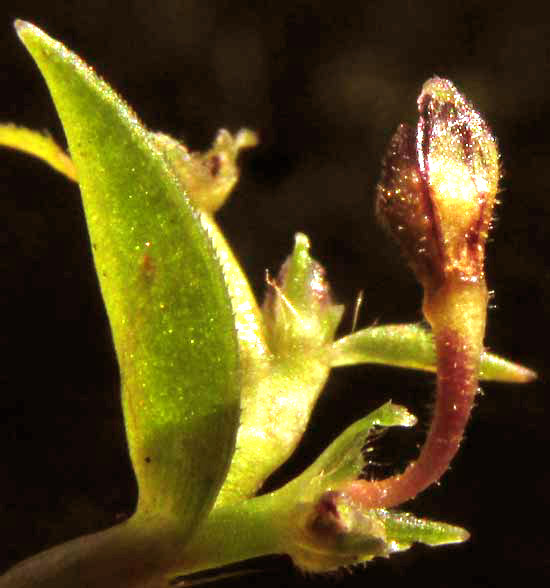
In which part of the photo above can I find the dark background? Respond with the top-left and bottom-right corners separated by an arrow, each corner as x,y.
1,0 -> 549,585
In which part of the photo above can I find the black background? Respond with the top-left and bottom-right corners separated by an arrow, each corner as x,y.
1,1 -> 549,585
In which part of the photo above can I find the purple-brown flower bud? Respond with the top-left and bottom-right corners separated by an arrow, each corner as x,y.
376,77 -> 499,289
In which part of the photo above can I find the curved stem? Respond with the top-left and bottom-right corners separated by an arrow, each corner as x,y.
343,278 -> 487,509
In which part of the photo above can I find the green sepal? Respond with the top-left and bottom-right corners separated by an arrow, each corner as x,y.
16,21 -> 240,536
299,402 -> 417,493
330,323 -> 536,383
377,509 -> 469,550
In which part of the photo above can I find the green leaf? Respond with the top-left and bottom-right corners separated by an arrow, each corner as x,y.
16,21 -> 240,536
330,323 -> 536,383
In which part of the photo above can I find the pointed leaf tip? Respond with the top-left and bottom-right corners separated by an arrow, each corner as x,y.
13,18 -> 36,44
14,19 -> 31,36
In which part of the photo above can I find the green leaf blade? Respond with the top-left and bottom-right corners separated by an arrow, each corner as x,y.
16,20 -> 240,536
330,323 -> 536,383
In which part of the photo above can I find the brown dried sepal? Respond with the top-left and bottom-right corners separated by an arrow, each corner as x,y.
376,123 -> 443,288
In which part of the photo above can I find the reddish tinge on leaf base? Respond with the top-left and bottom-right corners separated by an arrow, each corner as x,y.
345,77 -> 499,509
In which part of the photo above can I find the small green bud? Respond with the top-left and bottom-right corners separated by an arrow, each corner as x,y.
376,77 -> 499,289
262,233 -> 344,356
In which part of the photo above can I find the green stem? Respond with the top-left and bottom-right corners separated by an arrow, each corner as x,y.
0,515 -> 185,588
172,493 -> 287,577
